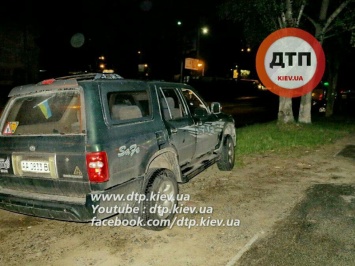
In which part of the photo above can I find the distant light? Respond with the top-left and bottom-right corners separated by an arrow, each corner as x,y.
201,27 -> 209,34
177,21 -> 182,26
103,69 -> 114,73
241,48 -> 244,52
323,81 -> 329,86
138,51 -> 141,54
247,48 -> 251,52
99,56 -> 105,60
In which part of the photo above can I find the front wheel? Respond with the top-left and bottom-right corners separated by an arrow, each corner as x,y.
217,135 -> 235,171
142,169 -> 178,230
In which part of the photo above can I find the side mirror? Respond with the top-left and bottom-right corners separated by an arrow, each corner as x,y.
211,102 -> 222,114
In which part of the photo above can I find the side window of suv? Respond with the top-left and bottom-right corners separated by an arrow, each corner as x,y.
107,90 -> 150,121
181,88 -> 209,116
159,87 -> 186,120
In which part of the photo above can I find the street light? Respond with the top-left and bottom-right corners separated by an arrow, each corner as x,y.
201,27 -> 209,35
198,61 -> 204,76
97,56 -> 106,72
196,26 -> 209,59
177,21 -> 209,81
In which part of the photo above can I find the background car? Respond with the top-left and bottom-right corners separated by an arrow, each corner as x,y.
338,87 -> 355,101
311,82 -> 327,114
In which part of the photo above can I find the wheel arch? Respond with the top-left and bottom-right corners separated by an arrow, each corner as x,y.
220,122 -> 236,148
145,147 -> 182,183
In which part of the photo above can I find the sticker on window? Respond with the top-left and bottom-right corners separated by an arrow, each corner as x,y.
3,121 -> 19,135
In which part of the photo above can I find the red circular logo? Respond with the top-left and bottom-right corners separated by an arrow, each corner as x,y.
256,28 -> 325,98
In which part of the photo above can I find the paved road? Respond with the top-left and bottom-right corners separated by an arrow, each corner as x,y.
238,183 -> 355,266
219,94 -> 279,127
236,144 -> 355,266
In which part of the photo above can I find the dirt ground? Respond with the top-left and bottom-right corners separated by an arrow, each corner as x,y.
0,134 -> 354,266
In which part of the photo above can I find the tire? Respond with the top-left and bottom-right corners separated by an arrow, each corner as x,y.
217,135 -> 235,171
142,169 -> 178,230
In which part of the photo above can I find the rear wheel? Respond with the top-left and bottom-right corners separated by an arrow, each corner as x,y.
217,135 -> 235,171
142,169 -> 178,230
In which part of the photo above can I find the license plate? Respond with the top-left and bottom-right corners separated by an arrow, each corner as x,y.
21,160 -> 50,173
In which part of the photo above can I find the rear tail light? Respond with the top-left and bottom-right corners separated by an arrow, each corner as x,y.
86,151 -> 109,183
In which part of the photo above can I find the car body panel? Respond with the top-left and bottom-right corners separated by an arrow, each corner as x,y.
0,73 -> 236,222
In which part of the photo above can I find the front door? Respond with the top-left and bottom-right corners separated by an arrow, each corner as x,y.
158,86 -> 196,166
180,88 -> 222,159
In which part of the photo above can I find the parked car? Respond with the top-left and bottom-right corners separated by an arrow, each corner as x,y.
338,87 -> 355,101
0,73 -> 236,230
311,82 -> 327,113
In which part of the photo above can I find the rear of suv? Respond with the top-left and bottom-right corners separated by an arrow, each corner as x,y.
0,73 -> 236,230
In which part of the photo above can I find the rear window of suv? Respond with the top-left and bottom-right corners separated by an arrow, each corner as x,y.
2,91 -> 82,135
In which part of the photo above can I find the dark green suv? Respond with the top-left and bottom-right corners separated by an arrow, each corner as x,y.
0,73 -> 236,230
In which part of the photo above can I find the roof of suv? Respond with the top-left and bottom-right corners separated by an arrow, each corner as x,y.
8,73 -> 125,97
8,73 -> 191,98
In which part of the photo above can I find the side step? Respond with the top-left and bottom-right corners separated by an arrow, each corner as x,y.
180,157 -> 218,183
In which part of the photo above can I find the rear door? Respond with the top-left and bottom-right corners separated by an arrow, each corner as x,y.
99,80 -> 161,186
0,89 -> 91,197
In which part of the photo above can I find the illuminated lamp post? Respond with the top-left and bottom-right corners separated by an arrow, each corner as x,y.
98,56 -> 105,72
198,61 -> 204,76
196,26 -> 209,59
177,21 -> 209,81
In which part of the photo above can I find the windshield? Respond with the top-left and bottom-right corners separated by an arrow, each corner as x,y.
1,91 -> 82,135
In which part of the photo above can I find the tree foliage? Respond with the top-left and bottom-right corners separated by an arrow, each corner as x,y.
218,0 -> 306,45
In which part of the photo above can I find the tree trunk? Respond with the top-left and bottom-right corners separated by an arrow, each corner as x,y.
298,92 -> 312,123
297,0 -> 329,124
325,67 -> 339,117
325,84 -> 336,117
277,0 -> 296,124
278,97 -> 295,123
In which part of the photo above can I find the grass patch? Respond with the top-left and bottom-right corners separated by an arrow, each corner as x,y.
235,117 -> 355,158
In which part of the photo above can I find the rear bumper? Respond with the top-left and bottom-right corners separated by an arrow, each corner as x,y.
0,177 -> 144,222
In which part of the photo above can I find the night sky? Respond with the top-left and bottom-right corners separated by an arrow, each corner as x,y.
1,0 -> 245,80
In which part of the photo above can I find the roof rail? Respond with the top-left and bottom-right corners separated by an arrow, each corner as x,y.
8,73 -> 125,97
56,73 -> 123,81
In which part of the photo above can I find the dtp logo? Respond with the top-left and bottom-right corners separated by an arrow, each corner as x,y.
256,28 -> 325,98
